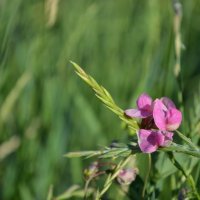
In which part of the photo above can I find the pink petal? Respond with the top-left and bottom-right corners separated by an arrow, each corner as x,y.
138,129 -> 164,153
161,97 -> 176,109
158,131 -> 173,146
153,99 -> 167,130
117,168 -> 138,185
166,108 -> 182,131
137,93 -> 153,112
153,99 -> 182,131
125,109 -> 151,118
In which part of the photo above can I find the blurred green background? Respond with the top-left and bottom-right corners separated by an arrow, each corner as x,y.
0,0 -> 200,199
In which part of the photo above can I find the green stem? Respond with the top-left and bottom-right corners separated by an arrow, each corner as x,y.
71,61 -> 139,133
176,130 -> 199,150
167,152 -> 200,200
84,179 -> 92,200
160,143 -> 200,158
172,0 -> 184,111
142,154 -> 151,198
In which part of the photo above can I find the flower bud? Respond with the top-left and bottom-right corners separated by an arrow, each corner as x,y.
117,168 -> 138,185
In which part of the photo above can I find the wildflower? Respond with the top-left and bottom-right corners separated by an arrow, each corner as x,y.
138,129 -> 173,153
125,93 -> 153,118
153,98 -> 182,131
117,168 -> 138,185
125,93 -> 182,153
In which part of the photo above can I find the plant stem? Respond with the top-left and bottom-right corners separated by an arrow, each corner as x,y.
142,154 -> 151,198
172,0 -> 184,112
161,143 -> 200,158
84,179 -> 91,200
71,61 -> 139,133
96,154 -> 133,199
176,130 -> 199,150
167,152 -> 200,200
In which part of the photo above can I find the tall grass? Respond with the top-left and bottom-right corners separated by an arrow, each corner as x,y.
0,0 -> 200,199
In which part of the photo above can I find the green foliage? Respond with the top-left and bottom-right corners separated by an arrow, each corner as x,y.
68,62 -> 200,199
0,0 -> 200,199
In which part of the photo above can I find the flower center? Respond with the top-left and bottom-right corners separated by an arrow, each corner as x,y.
140,116 -> 156,129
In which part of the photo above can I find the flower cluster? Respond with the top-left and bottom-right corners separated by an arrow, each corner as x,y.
125,93 -> 182,153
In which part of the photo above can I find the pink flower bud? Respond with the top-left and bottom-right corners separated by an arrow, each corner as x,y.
117,168 -> 138,185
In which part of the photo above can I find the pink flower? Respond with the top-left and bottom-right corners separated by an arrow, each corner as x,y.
125,93 -> 182,153
153,97 -> 182,131
125,93 -> 153,118
138,129 -> 173,153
